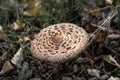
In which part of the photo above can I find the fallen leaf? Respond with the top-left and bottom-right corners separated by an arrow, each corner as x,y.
0,52 -> 8,60
0,61 -> 14,75
11,47 -> 23,67
18,36 -> 31,42
30,78 -> 41,80
23,0 -> 41,16
103,55 -> 120,68
12,22 -> 20,30
107,34 -> 120,39
87,68 -> 100,78
105,0 -> 113,5
0,25 -> 10,42
108,76 -> 120,80
0,25 -> 3,31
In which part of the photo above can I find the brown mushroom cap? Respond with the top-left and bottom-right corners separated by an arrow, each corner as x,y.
30,23 -> 89,62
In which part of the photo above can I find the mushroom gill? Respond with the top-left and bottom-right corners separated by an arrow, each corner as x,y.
30,23 -> 90,62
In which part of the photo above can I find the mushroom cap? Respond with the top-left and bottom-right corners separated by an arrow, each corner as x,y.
30,23 -> 89,62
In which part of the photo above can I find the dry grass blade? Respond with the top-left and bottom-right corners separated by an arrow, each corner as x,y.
87,7 -> 118,46
103,55 -> 120,68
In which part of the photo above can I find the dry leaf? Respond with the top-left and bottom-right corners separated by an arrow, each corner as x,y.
30,78 -> 41,80
87,68 -> 100,78
108,76 -> 120,80
105,0 -> 113,5
107,34 -> 120,39
11,47 -> 23,67
0,61 -> 14,75
0,52 -> 7,60
0,25 -> 3,31
23,1 -> 41,16
18,36 -> 31,42
75,57 -> 94,64
103,55 -> 120,68
0,25 -> 10,42
12,22 -> 20,30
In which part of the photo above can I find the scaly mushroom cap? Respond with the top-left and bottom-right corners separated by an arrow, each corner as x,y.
30,23 -> 89,62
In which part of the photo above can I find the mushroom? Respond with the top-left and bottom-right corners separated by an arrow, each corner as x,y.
30,23 -> 90,62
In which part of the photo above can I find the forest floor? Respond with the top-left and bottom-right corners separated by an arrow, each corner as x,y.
0,0 -> 120,80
